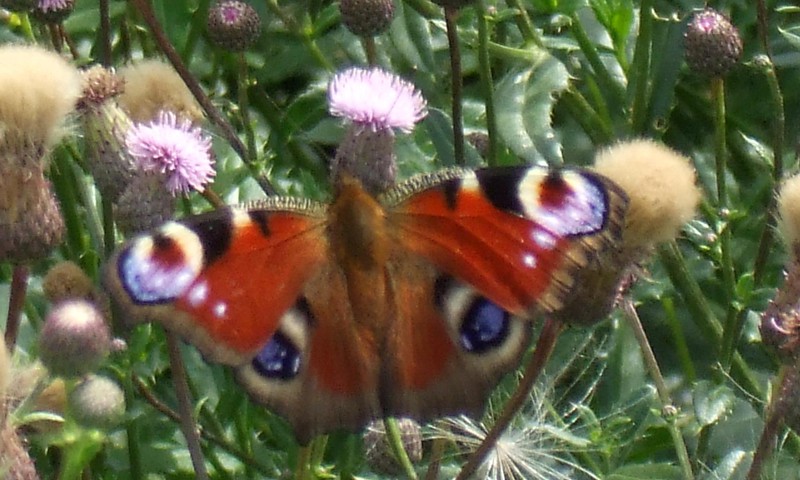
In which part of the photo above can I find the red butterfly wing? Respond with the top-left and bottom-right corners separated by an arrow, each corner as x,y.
105,199 -> 329,365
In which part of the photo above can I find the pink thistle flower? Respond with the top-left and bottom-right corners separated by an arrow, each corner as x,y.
38,0 -> 70,11
328,67 -> 427,133
125,112 -> 215,196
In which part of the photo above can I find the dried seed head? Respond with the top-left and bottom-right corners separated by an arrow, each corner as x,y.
0,425 -> 39,480
363,419 -> 423,475
118,60 -> 204,124
339,0 -> 395,37
206,1 -> 262,52
0,172 -> 65,263
684,8 -> 743,78
38,300 -> 111,378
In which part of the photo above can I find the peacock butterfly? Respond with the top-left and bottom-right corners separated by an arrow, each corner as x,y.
104,165 -> 628,443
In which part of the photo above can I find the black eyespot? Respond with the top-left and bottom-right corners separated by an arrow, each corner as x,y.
459,298 -> 511,354
252,331 -> 301,380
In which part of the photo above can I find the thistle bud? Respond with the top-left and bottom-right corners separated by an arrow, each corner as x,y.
114,174 -> 175,236
69,375 -> 125,430
78,65 -> 138,202
684,8 -> 743,78
339,0 -> 395,37
363,418 -> 423,475
206,1 -> 262,52
42,261 -> 94,304
38,300 -> 111,378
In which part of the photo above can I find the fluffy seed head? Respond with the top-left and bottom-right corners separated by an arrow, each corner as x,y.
69,375 -> 125,430
339,0 -> 395,37
778,174 -> 800,251
594,139 -> 701,251
363,419 -> 422,475
328,67 -> 427,133
206,0 -> 262,52
684,8 -> 743,78
114,173 -> 176,235
0,425 -> 39,479
0,44 -> 81,166
43,261 -> 94,303
118,60 -> 204,124
125,111 -> 215,195
38,300 -> 111,378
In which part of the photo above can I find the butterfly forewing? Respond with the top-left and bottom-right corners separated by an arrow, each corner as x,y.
383,166 -> 626,316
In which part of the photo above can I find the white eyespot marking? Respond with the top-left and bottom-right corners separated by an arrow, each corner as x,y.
518,171 -> 607,237
532,230 -> 557,250
187,281 -> 209,307
120,225 -> 205,304
213,301 -> 228,319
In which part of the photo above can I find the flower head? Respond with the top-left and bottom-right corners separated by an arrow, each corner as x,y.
38,0 -> 70,11
684,8 -> 742,77
125,111 -> 215,195
328,67 -> 427,133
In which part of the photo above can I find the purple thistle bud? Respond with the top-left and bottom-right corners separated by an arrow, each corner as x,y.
328,67 -> 427,133
125,111 -> 215,196
39,300 -> 111,378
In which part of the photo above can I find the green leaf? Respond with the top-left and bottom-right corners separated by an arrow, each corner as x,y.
693,380 -> 735,427
701,449 -> 748,480
588,0 -> 634,53
495,47 -> 569,165
607,463 -> 683,480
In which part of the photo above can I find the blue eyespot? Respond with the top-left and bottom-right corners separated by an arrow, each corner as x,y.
459,298 -> 510,354
252,332 -> 301,380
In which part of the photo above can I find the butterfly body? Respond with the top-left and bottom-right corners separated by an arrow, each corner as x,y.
105,165 -> 627,442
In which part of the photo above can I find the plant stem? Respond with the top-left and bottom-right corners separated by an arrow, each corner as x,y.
622,299 -> 694,480
475,0 -> 497,165
384,417 -> 418,479
628,0 -> 653,134
4,265 -> 29,351
444,6 -> 465,165
165,332 -> 209,480
363,36 -> 378,66
503,0 -> 539,46
237,52 -> 258,163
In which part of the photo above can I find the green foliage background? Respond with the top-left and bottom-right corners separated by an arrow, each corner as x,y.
2,0 -> 800,478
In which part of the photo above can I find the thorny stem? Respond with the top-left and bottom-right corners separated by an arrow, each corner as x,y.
165,333 -> 209,480
455,317 -> 564,480
746,366 -> 795,480
99,0 -> 112,65
444,6 -> 465,165
128,0 -> 275,195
